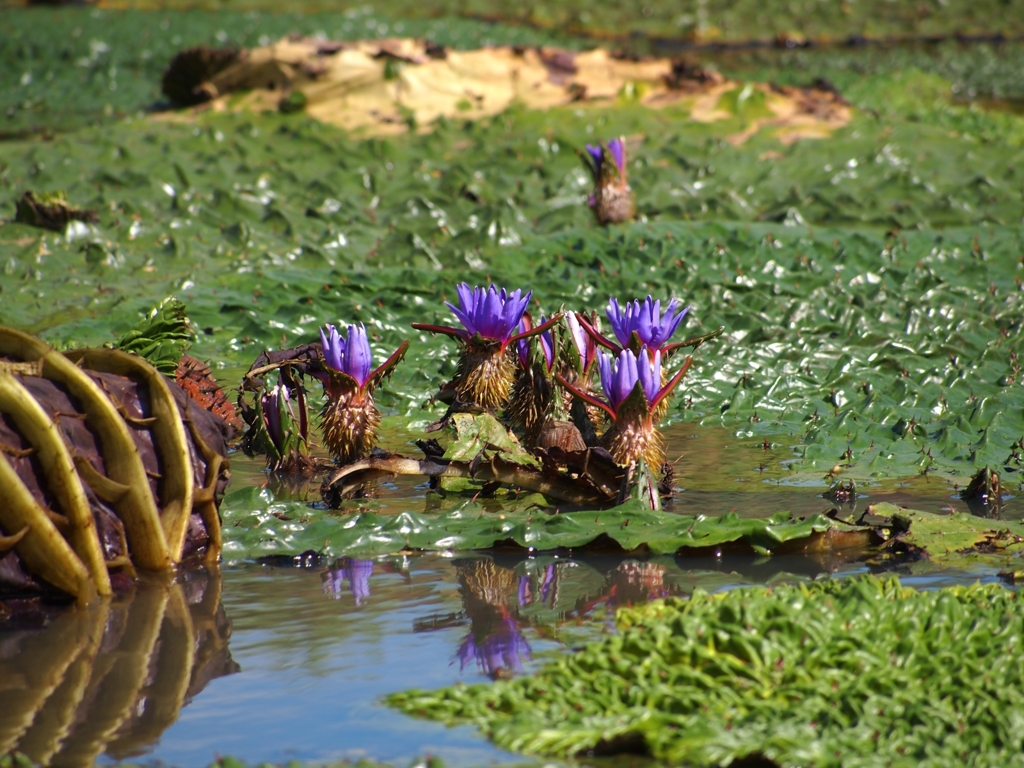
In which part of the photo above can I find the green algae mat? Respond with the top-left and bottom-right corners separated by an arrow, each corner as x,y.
388,575 -> 1024,766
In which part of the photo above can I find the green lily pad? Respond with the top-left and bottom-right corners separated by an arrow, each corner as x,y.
863,501 -> 1024,562
219,487 -> 844,560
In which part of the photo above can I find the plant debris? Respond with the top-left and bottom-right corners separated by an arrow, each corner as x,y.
14,191 -> 97,232
164,36 -> 851,139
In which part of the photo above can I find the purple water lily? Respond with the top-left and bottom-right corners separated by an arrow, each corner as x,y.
598,347 -> 661,412
447,283 -> 531,344
516,315 -> 555,371
607,296 -> 689,350
317,321 -> 409,463
560,346 -> 682,420
557,346 -> 693,467
319,323 -> 373,387
575,296 -> 690,360
581,137 -> 635,225
584,137 -> 626,178
317,322 -> 408,397
412,284 -> 561,410
517,565 -> 557,608
515,317 -> 532,368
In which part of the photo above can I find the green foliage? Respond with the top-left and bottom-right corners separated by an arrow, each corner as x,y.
206,757 -> 447,768
219,486 -> 838,559
2,13 -> 1024,483
719,40 -> 1024,106
0,92 -> 1021,479
41,0 -> 1024,45
0,754 -> 35,768
112,296 -> 191,374
443,413 -> 540,469
389,575 -> 1024,767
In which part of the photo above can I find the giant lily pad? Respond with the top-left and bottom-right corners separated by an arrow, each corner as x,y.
219,486 -> 864,560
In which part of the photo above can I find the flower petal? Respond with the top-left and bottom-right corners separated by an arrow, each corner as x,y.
608,137 -> 626,174
319,323 -> 345,372
345,323 -> 373,387
539,315 -> 554,371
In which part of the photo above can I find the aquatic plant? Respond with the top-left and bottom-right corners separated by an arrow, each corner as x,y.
390,575 -> 1024,766
574,295 -> 690,359
518,564 -> 557,608
507,314 -> 561,446
318,322 -> 408,464
581,137 -> 636,225
258,376 -> 311,472
413,283 -> 558,410
559,347 -> 692,468
565,311 -> 599,376
0,325 -> 231,602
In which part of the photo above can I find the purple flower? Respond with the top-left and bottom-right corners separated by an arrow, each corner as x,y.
455,616 -> 532,677
319,324 -> 344,371
607,296 -> 689,350
517,575 -> 530,606
412,284 -> 561,356
559,341 -> 692,423
517,565 -> 556,607
538,316 -> 554,372
566,312 -> 597,373
539,564 -> 556,604
584,139 -> 625,178
515,315 -> 556,371
598,348 -> 661,412
319,323 -> 373,387
446,283 -> 532,344
515,318 -> 532,368
607,137 -> 626,175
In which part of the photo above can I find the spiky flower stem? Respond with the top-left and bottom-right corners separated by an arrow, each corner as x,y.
506,362 -> 552,446
321,388 -> 381,464
454,339 -> 517,410
603,395 -> 665,469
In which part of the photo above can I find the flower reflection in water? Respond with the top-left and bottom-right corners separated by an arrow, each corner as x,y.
455,610 -> 531,679
322,558 -> 374,606
518,563 -> 557,608
452,558 -> 544,680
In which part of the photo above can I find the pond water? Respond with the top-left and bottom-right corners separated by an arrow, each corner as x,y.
0,425 -> 1015,767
